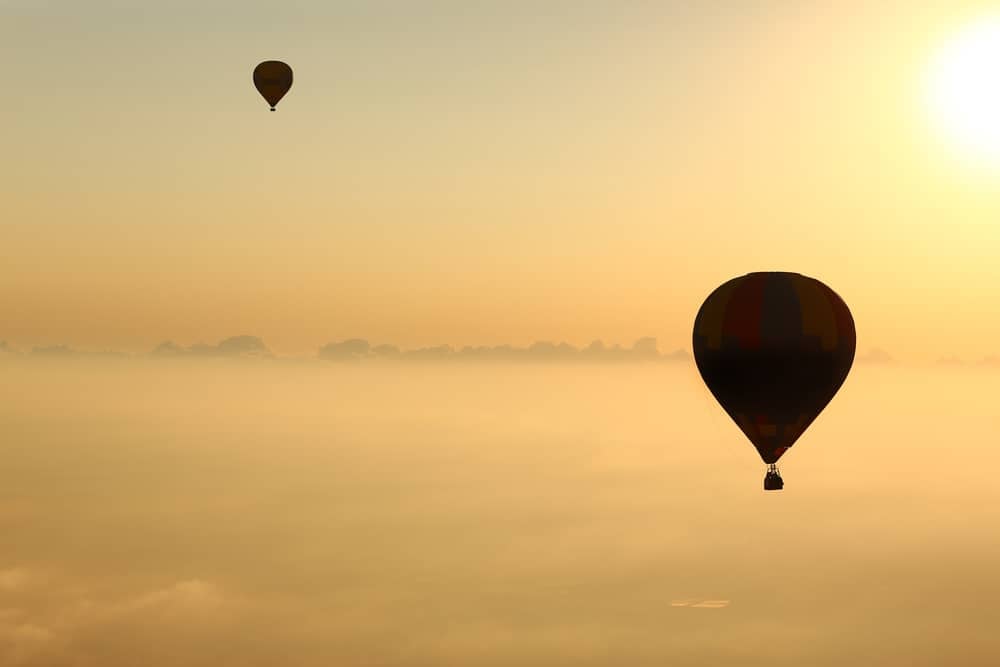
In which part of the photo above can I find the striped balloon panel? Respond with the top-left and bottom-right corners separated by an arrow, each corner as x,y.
692,272 -> 856,464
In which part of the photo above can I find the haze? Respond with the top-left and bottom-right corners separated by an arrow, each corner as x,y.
2,359 -> 1000,665
3,1 -> 1000,360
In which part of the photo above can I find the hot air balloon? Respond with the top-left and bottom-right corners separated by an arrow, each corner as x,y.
692,272 -> 855,490
253,61 -> 293,111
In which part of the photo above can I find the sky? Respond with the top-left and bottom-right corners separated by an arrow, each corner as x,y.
3,1 -> 999,358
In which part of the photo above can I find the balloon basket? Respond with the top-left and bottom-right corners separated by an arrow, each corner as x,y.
764,464 -> 784,491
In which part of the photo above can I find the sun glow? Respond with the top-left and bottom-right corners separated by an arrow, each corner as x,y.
925,16 -> 1000,167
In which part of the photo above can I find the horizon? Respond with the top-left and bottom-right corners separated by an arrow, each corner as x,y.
0,334 -> 986,366
5,335 -> 1000,367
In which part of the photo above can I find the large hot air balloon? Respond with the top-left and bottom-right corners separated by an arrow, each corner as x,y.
692,272 -> 855,490
253,61 -> 293,111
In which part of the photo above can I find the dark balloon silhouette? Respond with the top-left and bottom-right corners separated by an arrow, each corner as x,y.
253,61 -> 293,111
692,272 -> 856,490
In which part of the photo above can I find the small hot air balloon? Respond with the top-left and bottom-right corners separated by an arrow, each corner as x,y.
253,61 -> 293,111
692,272 -> 856,490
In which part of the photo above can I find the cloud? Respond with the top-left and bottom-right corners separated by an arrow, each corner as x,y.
631,337 -> 659,358
29,346 -> 128,359
316,337 -> 691,363
372,344 -> 401,358
670,599 -> 731,608
205,336 -> 272,358
575,338 -> 688,362
526,341 -> 578,360
6,361 -> 1000,666
13,336 -> 692,364
858,347 -> 893,364
318,339 -> 371,361
0,341 -> 23,357
109,579 -> 231,621
0,573 -> 251,667
150,341 -> 186,357
151,336 -> 272,359
31,345 -> 77,358
402,344 -> 456,360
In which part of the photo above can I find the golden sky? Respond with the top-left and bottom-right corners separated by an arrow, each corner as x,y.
3,1 -> 999,359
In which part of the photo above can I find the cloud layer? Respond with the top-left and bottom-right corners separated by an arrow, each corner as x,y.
151,336 -> 273,359
8,337 -> 1000,369
3,362 -> 1000,665
319,337 -> 689,362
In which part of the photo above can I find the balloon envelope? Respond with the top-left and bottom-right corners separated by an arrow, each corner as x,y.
253,61 -> 293,110
692,272 -> 855,464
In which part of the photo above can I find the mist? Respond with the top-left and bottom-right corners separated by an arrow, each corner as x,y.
1,359 -> 998,665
